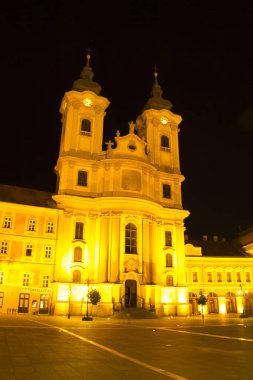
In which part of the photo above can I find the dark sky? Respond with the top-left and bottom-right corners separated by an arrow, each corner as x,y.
1,0 -> 253,240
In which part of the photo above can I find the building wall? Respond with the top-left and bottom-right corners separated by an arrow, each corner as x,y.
1,201 -> 253,316
0,204 -> 57,314
185,246 -> 253,315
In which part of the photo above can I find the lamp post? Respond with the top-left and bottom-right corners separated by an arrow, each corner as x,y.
82,277 -> 93,321
68,286 -> 72,319
238,282 -> 249,317
85,278 -> 91,319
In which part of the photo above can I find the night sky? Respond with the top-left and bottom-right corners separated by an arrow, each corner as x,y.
1,0 -> 253,240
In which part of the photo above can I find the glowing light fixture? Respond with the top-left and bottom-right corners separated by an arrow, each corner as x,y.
161,116 -> 169,125
83,98 -> 92,107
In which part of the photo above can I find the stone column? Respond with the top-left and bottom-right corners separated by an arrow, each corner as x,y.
109,212 -> 121,283
87,213 -> 98,281
98,213 -> 109,283
149,220 -> 156,284
175,222 -> 187,286
142,219 -> 150,284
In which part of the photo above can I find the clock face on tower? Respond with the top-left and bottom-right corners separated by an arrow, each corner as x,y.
83,98 -> 92,107
161,116 -> 169,125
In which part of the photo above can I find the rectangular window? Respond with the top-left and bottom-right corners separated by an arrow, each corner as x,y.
0,241 -> 8,254
227,272 -> 232,282
125,223 -> 137,254
246,272 -> 251,282
78,171 -> 87,187
217,272 -> 222,282
28,219 -> 36,232
23,274 -> 30,286
165,231 -> 172,247
45,245 -> 52,259
0,272 -> 4,285
75,222 -> 84,239
207,272 -> 212,282
3,217 -> 12,228
42,275 -> 49,288
163,184 -> 171,199
236,272 -> 241,282
26,244 -> 33,257
0,292 -> 4,308
46,221 -> 54,233
193,272 -> 198,282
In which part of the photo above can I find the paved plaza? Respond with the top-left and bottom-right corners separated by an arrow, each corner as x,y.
1,314 -> 253,380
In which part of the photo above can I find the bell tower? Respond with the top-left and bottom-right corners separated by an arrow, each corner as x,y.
135,69 -> 182,175
135,68 -> 184,210
58,52 -> 109,159
55,52 -> 110,195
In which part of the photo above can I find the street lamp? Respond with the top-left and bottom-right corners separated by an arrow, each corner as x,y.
85,278 -> 91,319
68,286 -> 72,319
82,277 -> 93,321
238,282 -> 249,318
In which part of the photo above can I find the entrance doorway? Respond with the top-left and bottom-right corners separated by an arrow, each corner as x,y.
39,294 -> 50,314
226,292 -> 237,313
18,293 -> 30,313
207,292 -> 219,313
189,292 -> 198,315
125,280 -> 137,307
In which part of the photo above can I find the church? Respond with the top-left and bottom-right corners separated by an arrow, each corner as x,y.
0,53 -> 252,317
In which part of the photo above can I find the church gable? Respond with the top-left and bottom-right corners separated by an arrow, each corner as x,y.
106,122 -> 147,162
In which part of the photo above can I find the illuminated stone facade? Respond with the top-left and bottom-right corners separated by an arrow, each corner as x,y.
185,237 -> 253,315
0,55 -> 253,317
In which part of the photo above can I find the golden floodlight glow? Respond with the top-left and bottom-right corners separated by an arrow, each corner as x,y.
161,116 -> 169,125
177,288 -> 187,303
57,285 -> 69,301
238,305 -> 243,314
83,98 -> 92,107
161,288 -> 174,303
219,301 -> 226,314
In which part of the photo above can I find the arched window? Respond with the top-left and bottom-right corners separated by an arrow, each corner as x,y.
161,135 -> 169,150
166,254 -> 173,267
78,171 -> 87,187
80,119 -> 91,135
74,247 -> 82,262
73,270 -> 81,283
226,292 -> 237,313
125,223 -> 137,254
166,275 -> 173,286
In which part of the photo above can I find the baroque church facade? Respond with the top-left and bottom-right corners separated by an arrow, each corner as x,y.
0,54 -> 253,317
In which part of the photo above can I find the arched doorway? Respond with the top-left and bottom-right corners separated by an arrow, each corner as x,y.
125,280 -> 137,307
244,292 -> 253,314
189,292 -> 198,315
207,292 -> 218,313
226,292 -> 237,313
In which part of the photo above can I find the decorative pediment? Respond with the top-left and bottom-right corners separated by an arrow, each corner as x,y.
106,122 -> 147,161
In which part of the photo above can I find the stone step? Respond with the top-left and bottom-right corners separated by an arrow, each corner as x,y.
112,307 -> 158,319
